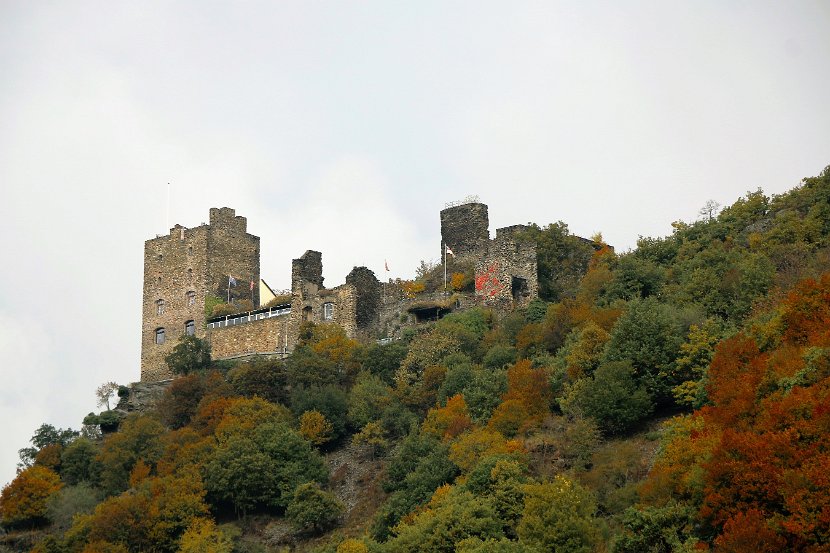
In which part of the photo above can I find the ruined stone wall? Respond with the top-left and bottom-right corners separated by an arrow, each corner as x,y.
345,266 -> 381,329
292,250 -> 324,291
440,202 -> 490,259
290,284 -> 358,340
140,225 -> 210,382
475,226 -> 538,309
208,315 -> 291,359
206,207 -> 260,307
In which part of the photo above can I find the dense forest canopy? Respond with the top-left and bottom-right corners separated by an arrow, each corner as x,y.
3,166 -> 830,553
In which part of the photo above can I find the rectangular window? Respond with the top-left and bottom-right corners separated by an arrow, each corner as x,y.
323,302 -> 334,320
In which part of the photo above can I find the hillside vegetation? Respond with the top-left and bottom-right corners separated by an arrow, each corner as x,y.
3,166 -> 830,553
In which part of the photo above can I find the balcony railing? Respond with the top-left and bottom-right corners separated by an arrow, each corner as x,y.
207,304 -> 291,329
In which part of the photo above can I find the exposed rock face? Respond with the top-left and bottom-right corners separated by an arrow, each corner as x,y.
116,379 -> 173,413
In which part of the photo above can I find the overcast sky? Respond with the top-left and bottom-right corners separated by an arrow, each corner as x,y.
1,1 -> 828,487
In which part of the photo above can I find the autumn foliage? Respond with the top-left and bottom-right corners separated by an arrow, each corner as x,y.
640,273 -> 830,550
0,465 -> 63,527
488,360 -> 551,436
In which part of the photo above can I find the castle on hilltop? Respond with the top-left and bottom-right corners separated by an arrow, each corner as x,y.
140,200 -> 548,382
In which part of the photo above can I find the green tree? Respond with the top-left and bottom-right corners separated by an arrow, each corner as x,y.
561,320 -> 610,378
456,537 -> 535,552
165,335 -> 211,376
348,371 -> 395,430
156,374 -> 207,429
380,488 -> 504,552
227,358 -> 287,404
18,423 -> 79,470
374,434 -> 460,541
605,254 -> 666,301
205,422 -> 327,515
517,222 -> 596,302
45,483 -> 99,532
437,357 -> 475,405
604,298 -> 683,399
517,476 -> 599,553
286,482 -> 344,534
482,345 -> 518,370
363,341 -> 409,385
464,456 -> 528,538
352,421 -> 388,460
462,367 -> 508,423
60,437 -> 99,485
560,361 -> 653,435
290,385 -> 349,442
96,414 -> 166,496
671,319 -> 723,407
613,503 -> 699,553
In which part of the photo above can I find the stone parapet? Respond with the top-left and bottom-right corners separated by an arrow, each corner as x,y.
208,314 -> 291,358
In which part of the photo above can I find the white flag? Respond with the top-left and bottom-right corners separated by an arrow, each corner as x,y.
445,245 -> 454,257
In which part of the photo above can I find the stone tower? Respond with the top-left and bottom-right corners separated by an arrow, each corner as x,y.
439,201 -> 490,259
140,207 -> 260,381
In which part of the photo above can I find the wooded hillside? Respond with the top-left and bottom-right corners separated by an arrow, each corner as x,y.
3,166 -> 829,553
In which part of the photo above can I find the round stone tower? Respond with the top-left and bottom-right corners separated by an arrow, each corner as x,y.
439,202 -> 490,259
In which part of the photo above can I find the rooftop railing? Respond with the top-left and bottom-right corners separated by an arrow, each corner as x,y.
207,304 -> 291,329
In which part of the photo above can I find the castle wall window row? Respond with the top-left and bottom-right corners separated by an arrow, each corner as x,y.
185,320 -> 195,336
187,291 -> 196,306
155,328 -> 165,344
156,299 -> 165,315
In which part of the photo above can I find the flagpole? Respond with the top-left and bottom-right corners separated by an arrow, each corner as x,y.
443,243 -> 447,291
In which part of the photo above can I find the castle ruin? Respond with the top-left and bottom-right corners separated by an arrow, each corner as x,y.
140,200 -> 578,381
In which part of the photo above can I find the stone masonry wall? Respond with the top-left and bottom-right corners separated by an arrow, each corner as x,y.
345,266 -> 381,329
289,284 -> 358,343
292,250 -> 324,291
206,207 -> 260,307
440,202 -> 490,259
141,208 -> 260,382
208,314 -> 291,359
475,225 -> 538,309
141,224 -> 210,382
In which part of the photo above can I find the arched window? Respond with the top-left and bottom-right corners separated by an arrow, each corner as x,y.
185,320 -> 195,336
188,246 -> 193,255
302,306 -> 312,322
323,302 -> 334,321
156,299 -> 165,315
155,328 -> 165,344
186,291 -> 196,306
188,268 -> 193,277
